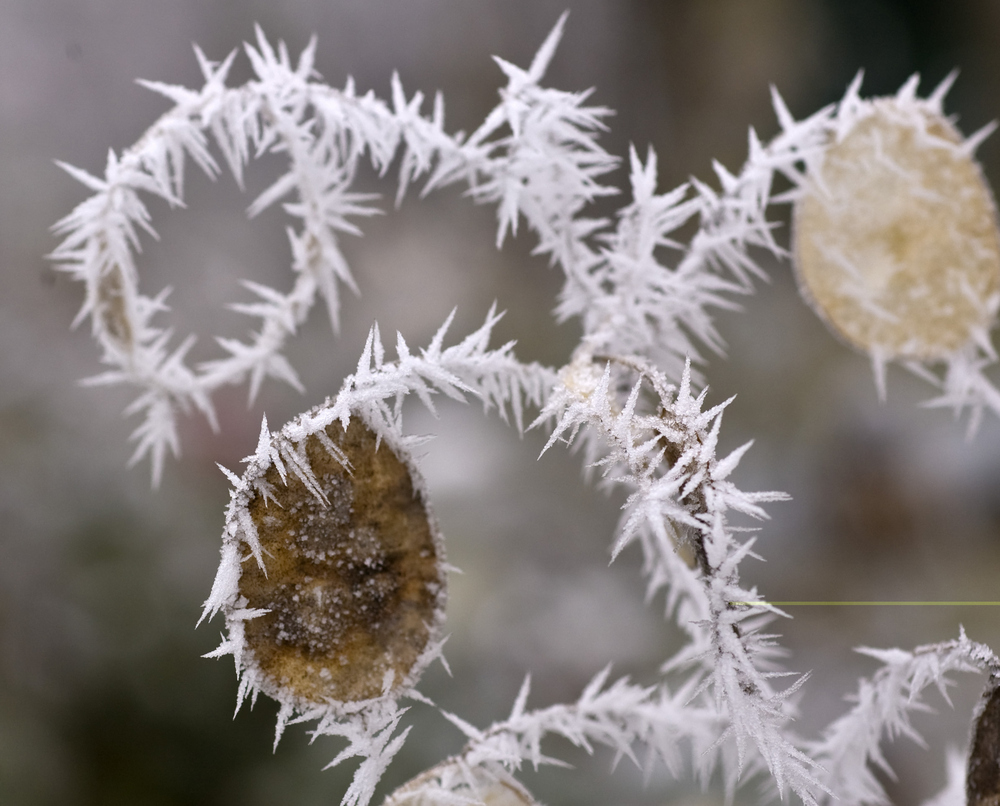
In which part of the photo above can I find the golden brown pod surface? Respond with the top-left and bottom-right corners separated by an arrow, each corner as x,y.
794,102 -> 1000,360
239,419 -> 444,705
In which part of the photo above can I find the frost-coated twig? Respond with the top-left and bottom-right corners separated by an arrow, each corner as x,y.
423,14 -> 828,383
535,352 -> 822,802
379,668 -> 724,806
49,28 -> 456,484
49,13 -> 842,483
810,630 -> 1000,806
440,669 -> 720,784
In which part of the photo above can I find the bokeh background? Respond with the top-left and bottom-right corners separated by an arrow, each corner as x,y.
3,1 -> 1000,804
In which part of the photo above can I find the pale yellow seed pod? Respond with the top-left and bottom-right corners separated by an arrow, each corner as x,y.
793,98 -> 1000,361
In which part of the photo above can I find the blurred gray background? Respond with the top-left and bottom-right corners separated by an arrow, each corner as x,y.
3,1 -> 1000,804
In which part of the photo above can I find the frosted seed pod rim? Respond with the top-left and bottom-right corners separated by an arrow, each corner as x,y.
792,81 -> 1000,363
202,408 -> 447,716
382,761 -> 538,806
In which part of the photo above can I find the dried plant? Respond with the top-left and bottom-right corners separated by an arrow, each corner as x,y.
50,13 -> 1000,806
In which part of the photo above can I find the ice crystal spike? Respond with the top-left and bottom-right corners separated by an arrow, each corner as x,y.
793,93 -> 1000,361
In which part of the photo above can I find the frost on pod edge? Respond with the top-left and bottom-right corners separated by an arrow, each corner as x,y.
793,83 -> 1000,361
383,760 -> 539,806
202,412 -> 447,714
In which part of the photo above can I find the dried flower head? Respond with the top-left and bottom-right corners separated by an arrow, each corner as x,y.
793,86 -> 1000,361
203,412 -> 446,715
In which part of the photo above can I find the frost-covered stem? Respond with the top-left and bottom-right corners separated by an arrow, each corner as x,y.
536,351 -> 821,801
197,100 -> 324,392
423,34 -> 839,384
49,65 -> 251,480
300,307 -> 558,441
309,699 -> 415,806
49,31 -> 441,482
811,631 -> 1000,806
438,669 -> 720,785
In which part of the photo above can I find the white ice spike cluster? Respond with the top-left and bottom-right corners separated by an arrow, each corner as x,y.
52,11 -> 1000,806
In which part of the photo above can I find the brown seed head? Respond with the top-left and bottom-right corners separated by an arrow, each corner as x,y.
238,418 -> 445,705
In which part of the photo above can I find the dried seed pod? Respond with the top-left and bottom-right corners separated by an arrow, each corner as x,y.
383,761 -> 538,806
206,413 -> 446,712
968,681 -> 1000,806
793,97 -> 1000,361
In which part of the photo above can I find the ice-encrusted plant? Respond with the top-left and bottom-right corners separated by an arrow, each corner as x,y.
50,12 -> 1000,806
